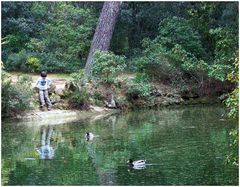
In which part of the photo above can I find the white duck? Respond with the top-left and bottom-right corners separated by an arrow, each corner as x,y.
85,132 -> 95,141
127,159 -> 146,167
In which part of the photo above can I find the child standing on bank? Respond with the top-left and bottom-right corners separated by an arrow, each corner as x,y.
35,71 -> 52,111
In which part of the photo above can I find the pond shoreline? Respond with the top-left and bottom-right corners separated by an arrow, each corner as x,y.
5,101 -> 225,126
7,106 -> 120,126
4,72 -> 227,126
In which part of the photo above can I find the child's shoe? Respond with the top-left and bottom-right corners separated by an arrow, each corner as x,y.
40,105 -> 45,111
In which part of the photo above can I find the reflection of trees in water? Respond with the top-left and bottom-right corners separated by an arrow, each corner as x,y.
85,115 -> 119,185
84,107 -> 230,185
2,123 -> 42,185
2,105 -> 238,185
85,141 -> 117,185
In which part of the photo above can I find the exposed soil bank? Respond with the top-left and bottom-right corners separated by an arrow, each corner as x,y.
6,72 -> 231,126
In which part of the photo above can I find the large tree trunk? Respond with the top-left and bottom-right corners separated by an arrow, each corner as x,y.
84,1 -> 122,80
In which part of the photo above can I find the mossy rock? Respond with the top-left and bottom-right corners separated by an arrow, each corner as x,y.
50,93 -> 61,104
48,84 -> 56,94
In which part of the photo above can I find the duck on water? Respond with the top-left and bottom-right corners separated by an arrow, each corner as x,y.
85,132 -> 98,141
128,159 -> 146,170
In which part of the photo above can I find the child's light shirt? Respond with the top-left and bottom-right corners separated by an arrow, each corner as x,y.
37,145 -> 55,159
35,77 -> 52,90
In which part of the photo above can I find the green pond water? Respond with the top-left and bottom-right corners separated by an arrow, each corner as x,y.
1,105 -> 238,185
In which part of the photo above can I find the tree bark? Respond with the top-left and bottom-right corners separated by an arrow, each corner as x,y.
84,1 -> 122,81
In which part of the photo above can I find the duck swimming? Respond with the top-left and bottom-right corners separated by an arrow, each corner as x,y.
85,132 -> 95,141
127,159 -> 146,167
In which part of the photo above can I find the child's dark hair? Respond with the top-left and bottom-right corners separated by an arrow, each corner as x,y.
41,71 -> 47,77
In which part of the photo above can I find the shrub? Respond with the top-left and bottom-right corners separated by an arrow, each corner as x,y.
224,50 -> 238,119
70,69 -> 85,87
157,16 -> 206,59
5,49 -> 28,71
208,28 -> 237,81
133,44 -> 178,81
224,88 -> 239,118
3,2 -> 98,73
26,56 -> 40,72
92,92 -> 105,106
134,16 -> 235,92
134,16 -> 208,83
37,3 -> 98,72
224,51 -> 238,167
92,51 -> 127,83
67,87 -> 90,110
2,71 -> 34,117
66,70 -> 90,109
126,73 -> 153,100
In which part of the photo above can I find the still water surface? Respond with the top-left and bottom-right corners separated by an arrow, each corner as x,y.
2,105 -> 238,185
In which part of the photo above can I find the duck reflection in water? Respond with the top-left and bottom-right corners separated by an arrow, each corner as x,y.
128,165 -> 146,171
36,126 -> 55,160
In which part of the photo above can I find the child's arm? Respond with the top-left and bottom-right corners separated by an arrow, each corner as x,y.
47,78 -> 52,86
34,78 -> 40,88
35,148 -> 41,154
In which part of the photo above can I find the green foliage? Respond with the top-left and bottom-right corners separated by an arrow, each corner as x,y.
135,16 -> 207,75
67,87 -> 90,110
1,71 -> 34,117
154,16 -> 207,78
185,3 -> 238,82
1,2 -> 46,62
5,49 -> 28,71
223,52 -> 238,167
111,2 -> 190,55
2,1 -> 238,78
224,88 -> 239,119
126,73 -> 153,100
206,28 -> 238,81
26,56 -> 40,72
70,69 -> 85,87
26,38 -> 45,53
3,2 -> 98,72
66,70 -> 90,109
133,17 -> 208,87
133,72 -> 149,83
133,13 -> 237,95
226,129 -> 238,167
92,51 -> 127,83
5,50 -> 41,73
133,39 -> 177,81
158,16 -> 206,59
187,2 -> 238,59
207,64 -> 232,82
210,28 -> 237,63
224,52 -> 238,119
170,44 -> 209,78
92,92 -> 105,106
36,3 -> 98,72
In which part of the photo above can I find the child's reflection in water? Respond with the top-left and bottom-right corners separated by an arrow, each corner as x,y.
36,126 -> 55,160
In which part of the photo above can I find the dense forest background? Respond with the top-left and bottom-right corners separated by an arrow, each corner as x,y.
2,2 -> 238,73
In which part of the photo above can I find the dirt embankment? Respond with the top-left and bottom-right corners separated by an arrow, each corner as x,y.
10,73 -> 119,124
9,72 -> 226,124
